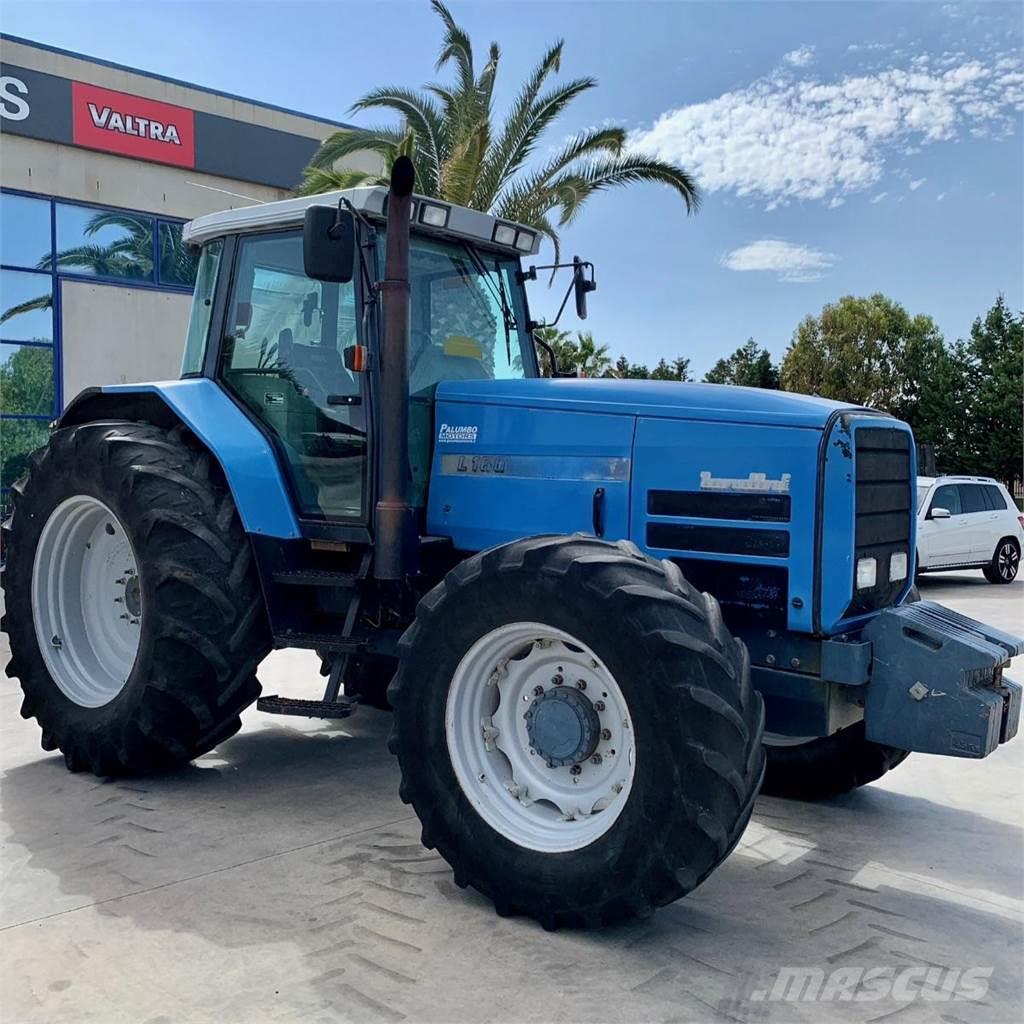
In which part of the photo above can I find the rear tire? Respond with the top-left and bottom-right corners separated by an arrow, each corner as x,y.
983,538 -> 1020,584
388,535 -> 765,928
1,420 -> 271,775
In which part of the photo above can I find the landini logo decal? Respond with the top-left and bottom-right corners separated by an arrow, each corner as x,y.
438,423 -> 478,444
700,471 -> 792,493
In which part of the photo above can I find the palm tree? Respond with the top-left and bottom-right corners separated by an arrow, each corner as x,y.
297,1 -> 699,259
574,331 -> 611,377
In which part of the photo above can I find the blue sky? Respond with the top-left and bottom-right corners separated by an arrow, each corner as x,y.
5,0 -> 1021,376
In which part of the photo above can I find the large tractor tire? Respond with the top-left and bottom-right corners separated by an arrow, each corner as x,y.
2,420 -> 271,775
388,535 -> 765,929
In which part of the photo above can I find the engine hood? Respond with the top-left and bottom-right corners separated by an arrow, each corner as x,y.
437,378 -> 865,429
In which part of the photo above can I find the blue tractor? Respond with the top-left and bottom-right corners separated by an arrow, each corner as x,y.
3,160 -> 1020,929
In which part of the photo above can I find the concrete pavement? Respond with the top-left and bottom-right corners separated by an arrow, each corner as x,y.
1,570 -> 1021,1023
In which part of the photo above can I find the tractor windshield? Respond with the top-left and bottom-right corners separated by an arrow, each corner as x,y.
407,234 -> 536,395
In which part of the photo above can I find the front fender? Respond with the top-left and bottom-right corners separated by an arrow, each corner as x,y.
59,380 -> 300,539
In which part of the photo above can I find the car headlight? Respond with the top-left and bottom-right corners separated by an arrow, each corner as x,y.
856,557 -> 877,589
889,551 -> 908,582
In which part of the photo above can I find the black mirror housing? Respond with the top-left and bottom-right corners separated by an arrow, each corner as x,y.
573,256 -> 597,320
303,205 -> 355,283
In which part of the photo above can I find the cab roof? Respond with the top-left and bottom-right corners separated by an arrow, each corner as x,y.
182,187 -> 543,256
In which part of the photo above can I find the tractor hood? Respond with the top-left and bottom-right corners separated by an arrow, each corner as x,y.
436,378 -> 864,429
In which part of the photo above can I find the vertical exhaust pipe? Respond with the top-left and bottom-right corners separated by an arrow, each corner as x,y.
375,156 -> 415,581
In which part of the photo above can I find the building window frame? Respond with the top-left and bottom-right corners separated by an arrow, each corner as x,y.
1,187 -> 197,517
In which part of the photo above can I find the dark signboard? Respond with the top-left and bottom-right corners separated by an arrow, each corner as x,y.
1,62 -> 323,189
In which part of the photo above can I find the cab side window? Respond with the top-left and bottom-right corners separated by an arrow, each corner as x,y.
930,484 -> 962,516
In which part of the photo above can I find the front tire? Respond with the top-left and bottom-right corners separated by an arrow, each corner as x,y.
983,538 -> 1020,584
388,535 -> 764,928
2,420 -> 271,775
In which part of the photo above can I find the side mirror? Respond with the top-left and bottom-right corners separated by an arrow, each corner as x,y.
304,205 -> 355,283
930,506 -> 951,520
573,256 -> 596,320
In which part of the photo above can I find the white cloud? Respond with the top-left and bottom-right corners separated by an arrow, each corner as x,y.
870,192 -> 889,203
630,51 -> 1023,207
936,191 -> 947,201
783,46 -> 816,68
909,177 -> 927,190
721,240 -> 837,283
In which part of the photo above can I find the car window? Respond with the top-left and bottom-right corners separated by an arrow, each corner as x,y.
982,484 -> 1007,511
930,484 -> 962,516
959,485 -> 988,514
916,485 -> 931,511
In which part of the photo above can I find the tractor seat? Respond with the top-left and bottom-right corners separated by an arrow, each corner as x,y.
277,329 -> 357,407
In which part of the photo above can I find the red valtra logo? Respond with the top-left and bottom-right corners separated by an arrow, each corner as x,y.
72,81 -> 195,168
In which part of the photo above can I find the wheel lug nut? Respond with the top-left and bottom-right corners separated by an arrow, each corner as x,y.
570,765 -> 582,776
551,674 -> 564,686
601,729 -> 611,741
576,679 -> 586,690
594,700 -> 605,712
591,754 -> 603,765
533,685 -> 544,697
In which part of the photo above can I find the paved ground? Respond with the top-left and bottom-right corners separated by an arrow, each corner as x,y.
1,571 -> 1021,1024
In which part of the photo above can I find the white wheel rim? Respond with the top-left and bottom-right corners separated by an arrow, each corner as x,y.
32,495 -> 142,708
445,622 -> 636,853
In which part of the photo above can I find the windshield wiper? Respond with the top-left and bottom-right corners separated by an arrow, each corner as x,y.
462,242 -> 517,363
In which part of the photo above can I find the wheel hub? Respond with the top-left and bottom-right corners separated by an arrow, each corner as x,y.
525,686 -> 600,767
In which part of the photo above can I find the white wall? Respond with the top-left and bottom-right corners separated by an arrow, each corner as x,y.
60,279 -> 191,399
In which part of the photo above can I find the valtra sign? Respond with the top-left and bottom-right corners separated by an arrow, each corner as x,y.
71,82 -> 195,168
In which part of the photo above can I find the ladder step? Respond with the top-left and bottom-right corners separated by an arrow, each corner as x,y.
274,631 -> 368,652
272,569 -> 360,587
257,695 -> 358,719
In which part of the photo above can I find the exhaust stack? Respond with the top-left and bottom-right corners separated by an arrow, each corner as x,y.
374,156 -> 415,581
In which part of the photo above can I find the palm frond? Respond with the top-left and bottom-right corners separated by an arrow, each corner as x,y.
308,126 -> 408,170
0,292 -> 53,325
350,86 -> 448,188
295,166 -> 388,197
549,154 -> 701,226
439,119 -> 490,207
431,0 -> 475,95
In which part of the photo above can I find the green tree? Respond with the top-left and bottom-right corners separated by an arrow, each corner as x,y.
780,294 -> 945,414
613,354 -> 651,379
950,297 -> 1023,487
573,331 -> 611,377
533,325 -> 575,376
650,357 -> 692,381
297,1 -> 699,260
704,338 -> 779,388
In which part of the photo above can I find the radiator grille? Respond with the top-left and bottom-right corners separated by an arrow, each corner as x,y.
846,426 -> 912,616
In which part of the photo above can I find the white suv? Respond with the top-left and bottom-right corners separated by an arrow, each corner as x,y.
916,476 -> 1023,584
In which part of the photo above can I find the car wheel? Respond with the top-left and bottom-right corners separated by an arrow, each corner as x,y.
983,538 -> 1020,584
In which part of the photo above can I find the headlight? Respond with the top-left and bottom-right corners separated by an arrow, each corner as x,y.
514,229 -> 535,252
419,202 -> 450,228
889,551 -> 908,582
856,557 -> 877,589
492,223 -> 517,246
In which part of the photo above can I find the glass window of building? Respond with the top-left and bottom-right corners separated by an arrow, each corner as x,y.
54,203 -> 156,282
1,343 -> 55,417
159,221 -> 198,287
0,192 -> 52,270
0,270 -> 54,343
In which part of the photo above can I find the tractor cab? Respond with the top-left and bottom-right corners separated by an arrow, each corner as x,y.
181,189 -> 555,527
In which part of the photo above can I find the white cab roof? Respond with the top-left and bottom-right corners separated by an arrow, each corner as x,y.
182,187 -> 542,256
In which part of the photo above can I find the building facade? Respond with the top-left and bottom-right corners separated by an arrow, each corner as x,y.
1,34 -> 377,515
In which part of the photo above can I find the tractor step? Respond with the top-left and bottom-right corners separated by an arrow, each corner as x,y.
271,569 -> 360,588
256,695 -> 359,719
273,631 -> 368,652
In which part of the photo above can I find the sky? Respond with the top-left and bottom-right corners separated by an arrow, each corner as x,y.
4,0 -> 1021,377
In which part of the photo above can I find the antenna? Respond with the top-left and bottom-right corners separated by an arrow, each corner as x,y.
185,181 -> 263,205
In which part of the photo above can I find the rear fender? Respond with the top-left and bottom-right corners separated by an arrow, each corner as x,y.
58,381 -> 300,539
